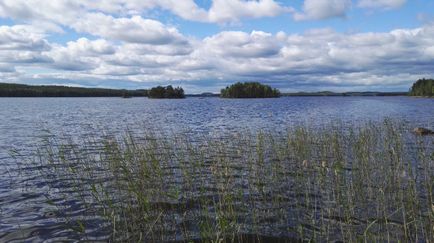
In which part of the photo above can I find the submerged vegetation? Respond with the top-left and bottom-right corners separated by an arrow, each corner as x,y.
33,121 -> 433,242
220,82 -> 280,98
409,78 -> 434,97
148,85 -> 185,99
0,83 -> 147,97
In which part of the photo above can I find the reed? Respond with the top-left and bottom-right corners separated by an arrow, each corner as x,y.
33,120 -> 434,242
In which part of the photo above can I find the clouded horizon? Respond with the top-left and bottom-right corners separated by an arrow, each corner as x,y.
0,0 -> 433,93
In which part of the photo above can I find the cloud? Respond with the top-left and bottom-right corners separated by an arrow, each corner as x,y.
0,25 -> 50,51
202,31 -> 282,58
358,0 -> 406,9
137,0 -> 290,23
0,0 -> 411,37
0,63 -> 15,72
0,0 -> 83,31
88,0 -> 291,24
0,0 -> 292,27
0,25 -> 52,66
294,0 -> 351,21
208,0 -> 289,23
189,25 -> 434,90
72,14 -> 189,45
65,38 -> 115,56
47,38 -> 116,71
1,20 -> 434,91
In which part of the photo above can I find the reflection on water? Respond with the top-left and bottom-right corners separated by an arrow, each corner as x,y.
0,97 -> 433,242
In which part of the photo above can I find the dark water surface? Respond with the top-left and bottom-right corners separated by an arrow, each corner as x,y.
0,96 -> 433,242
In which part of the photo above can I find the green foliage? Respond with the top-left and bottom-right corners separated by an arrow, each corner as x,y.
220,82 -> 280,98
148,85 -> 185,99
34,121 -> 434,242
409,78 -> 433,97
0,83 -> 147,97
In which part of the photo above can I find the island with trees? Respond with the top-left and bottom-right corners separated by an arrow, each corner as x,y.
409,78 -> 433,97
148,85 -> 185,99
0,83 -> 147,97
220,82 -> 280,98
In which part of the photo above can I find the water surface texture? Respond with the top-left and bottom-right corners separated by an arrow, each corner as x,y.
0,97 -> 433,242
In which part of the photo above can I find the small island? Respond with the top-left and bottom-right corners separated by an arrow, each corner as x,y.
148,85 -> 185,99
409,78 -> 433,97
220,82 -> 280,98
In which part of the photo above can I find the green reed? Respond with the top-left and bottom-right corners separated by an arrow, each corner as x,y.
33,120 -> 433,242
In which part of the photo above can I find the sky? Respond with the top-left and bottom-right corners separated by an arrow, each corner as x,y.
0,0 -> 434,93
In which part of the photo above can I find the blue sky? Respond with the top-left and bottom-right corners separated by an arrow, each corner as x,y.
0,0 -> 433,93
175,0 -> 428,36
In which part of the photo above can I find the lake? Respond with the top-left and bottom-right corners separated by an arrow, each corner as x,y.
0,96 -> 433,242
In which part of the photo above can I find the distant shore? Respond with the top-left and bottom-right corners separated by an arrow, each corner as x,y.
0,83 -> 147,97
0,82 -> 411,97
187,91 -> 409,97
282,91 -> 408,97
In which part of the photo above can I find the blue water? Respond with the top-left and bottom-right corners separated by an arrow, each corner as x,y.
0,96 -> 433,241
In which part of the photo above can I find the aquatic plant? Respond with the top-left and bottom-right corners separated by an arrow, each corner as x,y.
33,121 -> 433,242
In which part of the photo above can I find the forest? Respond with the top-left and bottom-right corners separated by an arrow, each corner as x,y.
0,83 -> 147,97
409,78 -> 433,97
220,82 -> 280,98
148,85 -> 185,99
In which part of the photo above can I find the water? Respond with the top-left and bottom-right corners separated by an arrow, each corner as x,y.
0,96 -> 433,242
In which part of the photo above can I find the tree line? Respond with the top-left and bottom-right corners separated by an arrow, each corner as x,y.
409,78 -> 433,97
7,80 -> 423,99
0,83 -> 147,97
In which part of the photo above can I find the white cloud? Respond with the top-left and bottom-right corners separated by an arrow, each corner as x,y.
91,0 -> 291,23
65,38 -> 115,56
0,0 -> 83,30
202,31 -> 281,58
208,0 -> 289,23
358,0 -> 406,9
0,0 -> 291,26
3,23 -> 434,91
294,0 -> 351,21
0,25 -> 49,51
191,25 -> 434,89
47,38 -> 116,71
1,5 -> 434,92
0,0 -> 410,38
72,14 -> 188,45
0,25 -> 52,66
